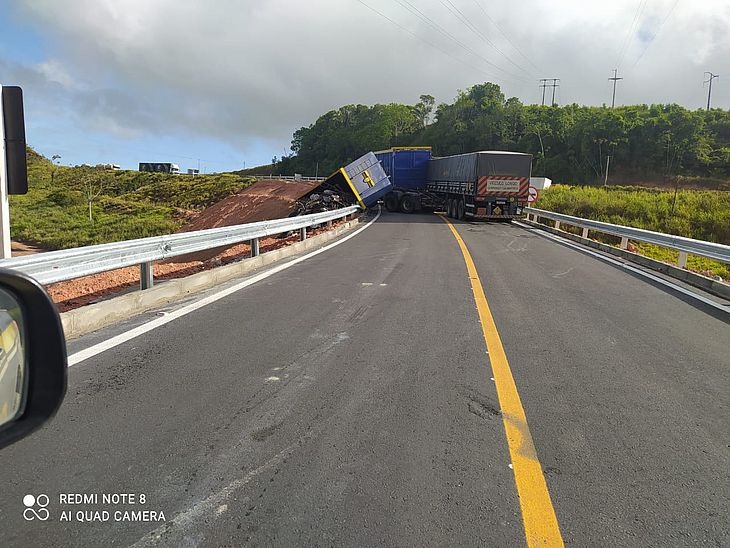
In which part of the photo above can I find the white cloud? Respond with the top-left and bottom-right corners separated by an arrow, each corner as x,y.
10,0 -> 730,154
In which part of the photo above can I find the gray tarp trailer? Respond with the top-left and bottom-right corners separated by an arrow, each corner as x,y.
426,151 -> 532,221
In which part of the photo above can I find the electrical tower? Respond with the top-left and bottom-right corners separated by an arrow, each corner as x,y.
609,69 -> 623,108
703,72 -> 719,111
539,78 -> 560,106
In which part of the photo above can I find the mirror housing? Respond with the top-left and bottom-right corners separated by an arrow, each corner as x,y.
0,268 -> 66,450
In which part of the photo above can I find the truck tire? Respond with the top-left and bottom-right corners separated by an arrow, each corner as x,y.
400,194 -> 417,214
446,198 -> 454,218
384,194 -> 399,212
457,199 -> 465,220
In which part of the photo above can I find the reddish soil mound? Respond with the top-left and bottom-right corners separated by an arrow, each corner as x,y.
171,179 -> 321,263
181,179 -> 320,231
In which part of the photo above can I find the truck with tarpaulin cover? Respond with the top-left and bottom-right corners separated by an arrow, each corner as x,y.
375,148 -> 532,220
426,151 -> 532,221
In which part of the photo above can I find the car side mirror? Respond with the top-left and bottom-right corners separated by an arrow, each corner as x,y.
0,268 -> 67,450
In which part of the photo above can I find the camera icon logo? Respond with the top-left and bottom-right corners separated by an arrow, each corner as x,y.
23,494 -> 50,521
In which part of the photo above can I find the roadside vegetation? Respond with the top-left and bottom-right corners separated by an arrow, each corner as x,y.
10,149 -> 254,249
536,185 -> 730,279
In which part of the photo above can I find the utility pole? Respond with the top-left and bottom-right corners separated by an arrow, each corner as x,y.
704,72 -> 719,110
539,79 -> 547,106
604,155 -> 610,187
539,78 -> 559,106
609,69 -> 623,108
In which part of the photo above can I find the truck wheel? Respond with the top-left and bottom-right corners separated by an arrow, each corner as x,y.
384,194 -> 399,212
457,199 -> 465,220
447,198 -> 454,218
400,195 -> 417,214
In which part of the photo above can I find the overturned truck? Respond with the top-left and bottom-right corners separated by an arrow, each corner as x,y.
293,152 -> 392,215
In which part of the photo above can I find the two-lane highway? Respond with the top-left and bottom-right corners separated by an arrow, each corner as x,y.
1,212 -> 727,547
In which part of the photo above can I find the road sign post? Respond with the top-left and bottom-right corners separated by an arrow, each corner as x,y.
0,86 -> 11,258
0,85 -> 29,259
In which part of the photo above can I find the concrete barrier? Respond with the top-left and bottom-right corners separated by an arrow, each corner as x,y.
61,219 -> 360,339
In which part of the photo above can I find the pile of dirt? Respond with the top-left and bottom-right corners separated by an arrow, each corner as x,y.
171,179 -> 322,263
181,179 -> 321,231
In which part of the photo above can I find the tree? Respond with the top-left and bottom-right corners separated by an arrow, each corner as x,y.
51,154 -> 62,184
81,171 -> 104,222
411,94 -> 435,128
276,81 -> 730,184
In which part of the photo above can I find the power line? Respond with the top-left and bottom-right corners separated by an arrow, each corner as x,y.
615,0 -> 648,70
437,0 -> 535,78
353,0 -> 518,83
631,0 -> 681,68
471,0 -> 542,74
703,72 -> 719,110
390,0 -> 532,83
609,69 -> 623,108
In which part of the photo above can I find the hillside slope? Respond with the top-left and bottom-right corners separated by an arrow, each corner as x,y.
10,149 -> 254,249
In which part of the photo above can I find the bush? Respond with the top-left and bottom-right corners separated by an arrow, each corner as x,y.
537,184 -> 730,278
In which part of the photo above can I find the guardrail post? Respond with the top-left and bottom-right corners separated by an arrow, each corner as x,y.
582,227 -> 589,239
554,220 -> 561,230
677,251 -> 688,269
327,220 -> 333,228
620,237 -> 629,250
140,262 -> 154,290
300,227 -> 307,241
250,237 -> 260,258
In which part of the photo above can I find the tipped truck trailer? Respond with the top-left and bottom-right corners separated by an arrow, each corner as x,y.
427,151 -> 532,221
375,147 -> 443,213
295,151 -> 392,214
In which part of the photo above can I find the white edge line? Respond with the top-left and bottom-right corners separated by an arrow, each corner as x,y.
514,220 -> 729,314
68,209 -> 380,367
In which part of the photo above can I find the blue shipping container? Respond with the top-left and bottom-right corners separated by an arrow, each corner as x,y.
374,147 -> 432,191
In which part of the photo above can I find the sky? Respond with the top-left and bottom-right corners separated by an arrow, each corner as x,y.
1,0 -> 729,174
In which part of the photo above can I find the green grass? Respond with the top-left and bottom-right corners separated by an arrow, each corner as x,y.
10,149 -> 254,249
537,185 -> 730,279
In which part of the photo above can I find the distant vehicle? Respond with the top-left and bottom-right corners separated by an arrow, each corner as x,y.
96,163 -> 121,170
376,148 -> 532,221
187,168 -> 200,175
139,162 -> 180,174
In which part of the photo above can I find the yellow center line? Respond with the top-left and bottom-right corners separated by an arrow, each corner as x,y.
440,215 -> 564,548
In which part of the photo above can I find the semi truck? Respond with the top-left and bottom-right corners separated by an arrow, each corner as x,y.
375,148 -> 532,221
374,147 -> 443,213
139,162 -> 180,174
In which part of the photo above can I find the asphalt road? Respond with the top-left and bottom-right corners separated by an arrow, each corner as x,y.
1,212 -> 728,547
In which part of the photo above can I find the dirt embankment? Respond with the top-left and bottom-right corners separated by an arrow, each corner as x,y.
171,179 -> 321,263
43,180 -> 336,312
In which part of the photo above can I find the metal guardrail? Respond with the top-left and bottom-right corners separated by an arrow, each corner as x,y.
524,207 -> 730,267
0,206 -> 359,288
253,175 -> 327,182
